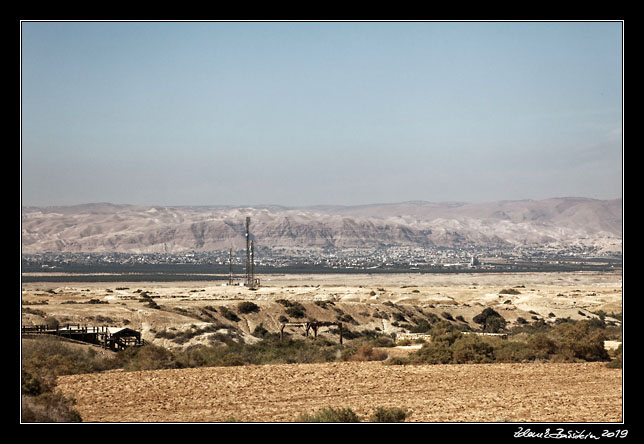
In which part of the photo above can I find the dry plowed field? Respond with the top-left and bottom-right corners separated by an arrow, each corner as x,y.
57,361 -> 622,423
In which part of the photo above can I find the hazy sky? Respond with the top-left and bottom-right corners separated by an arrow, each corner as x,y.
21,21 -> 623,207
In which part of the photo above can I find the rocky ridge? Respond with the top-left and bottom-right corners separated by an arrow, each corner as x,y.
21,197 -> 622,255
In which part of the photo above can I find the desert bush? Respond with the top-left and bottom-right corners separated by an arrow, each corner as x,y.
410,319 -> 432,333
473,308 -> 507,333
492,340 -> 537,363
345,344 -> 388,362
550,320 -> 610,362
499,288 -> 521,295
22,392 -> 82,422
384,356 -> 410,365
336,313 -> 357,324
429,320 -> 462,346
451,335 -> 494,364
392,312 -> 406,322
118,344 -> 179,371
369,407 -> 410,422
174,337 -> 343,368
22,337 -> 119,385
606,344 -> 622,368
220,306 -> 241,322
410,341 -> 453,364
297,406 -> 361,422
237,301 -> 260,314
285,302 -> 307,319
527,333 -> 557,358
441,312 -> 454,321
21,336 -> 122,422
22,369 -> 43,396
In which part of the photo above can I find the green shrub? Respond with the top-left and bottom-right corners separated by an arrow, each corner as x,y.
492,340 -> 537,363
237,301 -> 260,314
473,308 -> 507,333
451,335 -> 494,364
21,337 -> 121,422
499,288 -> 521,295
551,320 -> 610,362
22,369 -> 43,396
22,391 -> 82,422
369,406 -> 410,422
606,344 -> 622,368
410,341 -> 453,364
285,302 -> 307,319
527,333 -> 557,358
410,319 -> 432,333
345,344 -> 388,362
298,406 -> 361,422
119,344 -> 179,371
429,320 -> 462,346
220,306 -> 241,322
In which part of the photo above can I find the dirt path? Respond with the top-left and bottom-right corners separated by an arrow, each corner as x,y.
57,361 -> 622,423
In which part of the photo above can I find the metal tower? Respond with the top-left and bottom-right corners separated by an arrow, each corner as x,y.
245,216 -> 253,288
228,248 -> 233,285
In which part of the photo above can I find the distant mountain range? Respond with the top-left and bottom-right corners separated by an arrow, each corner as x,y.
21,197 -> 622,255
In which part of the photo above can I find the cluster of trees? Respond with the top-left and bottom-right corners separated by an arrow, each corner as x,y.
392,316 -> 618,366
21,305 -> 621,422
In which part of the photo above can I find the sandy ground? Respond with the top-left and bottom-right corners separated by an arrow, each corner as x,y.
56,361 -> 622,423
21,271 -> 623,347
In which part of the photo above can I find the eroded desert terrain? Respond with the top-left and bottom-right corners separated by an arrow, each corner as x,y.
23,271 -> 623,422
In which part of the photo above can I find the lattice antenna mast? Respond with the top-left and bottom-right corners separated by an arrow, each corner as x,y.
245,216 -> 252,287
228,247 -> 233,285
250,240 -> 255,284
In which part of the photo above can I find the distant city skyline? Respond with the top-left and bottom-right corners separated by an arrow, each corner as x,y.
21,21 -> 623,207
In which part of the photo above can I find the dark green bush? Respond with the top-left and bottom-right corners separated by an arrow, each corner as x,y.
527,333 -> 557,358
410,341 -> 453,364
451,335 -> 494,364
220,306 -> 241,322
606,344 -> 622,368
492,340 -> 537,363
119,343 -> 179,371
285,302 -> 307,319
21,336 -> 121,422
344,344 -> 388,362
551,320 -> 610,362
473,308 -> 507,333
298,406 -> 361,422
22,391 -> 82,422
237,301 -> 260,314
369,406 -> 410,422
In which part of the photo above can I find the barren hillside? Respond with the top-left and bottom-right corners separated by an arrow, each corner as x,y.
21,198 -> 622,254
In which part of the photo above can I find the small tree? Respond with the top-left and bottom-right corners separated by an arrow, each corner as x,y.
473,308 -> 507,333
451,335 -> 494,364
237,301 -> 260,314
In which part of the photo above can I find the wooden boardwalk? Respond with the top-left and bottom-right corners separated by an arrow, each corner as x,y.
22,324 -> 144,350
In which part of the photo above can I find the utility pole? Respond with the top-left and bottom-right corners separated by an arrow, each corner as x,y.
228,248 -> 233,285
245,216 -> 253,288
245,216 -> 259,290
